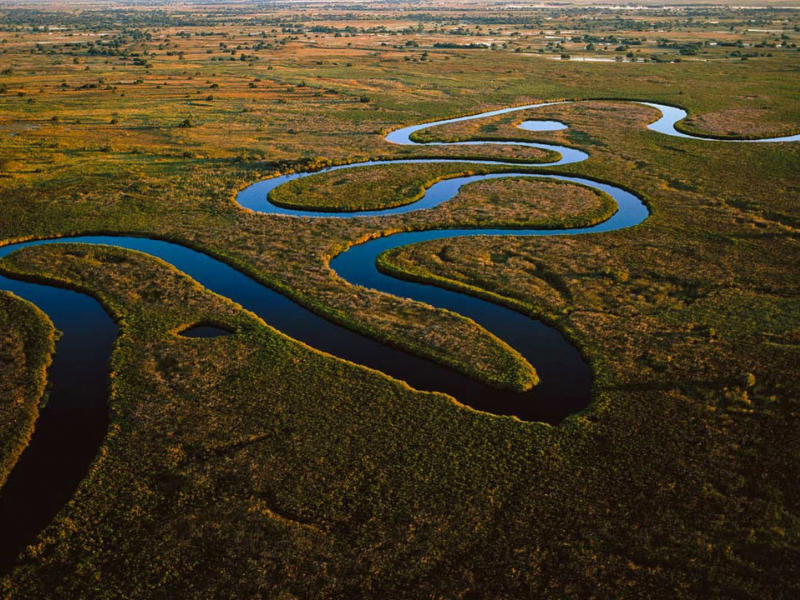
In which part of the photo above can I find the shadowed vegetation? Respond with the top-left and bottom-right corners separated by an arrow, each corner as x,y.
0,292 -> 54,490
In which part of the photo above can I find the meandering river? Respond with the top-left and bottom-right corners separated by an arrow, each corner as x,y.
0,101 -> 795,574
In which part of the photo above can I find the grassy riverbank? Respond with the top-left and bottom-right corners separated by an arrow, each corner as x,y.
0,292 -> 55,490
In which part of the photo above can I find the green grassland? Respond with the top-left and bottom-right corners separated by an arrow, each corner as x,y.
0,292 -> 55,491
0,2 -> 799,597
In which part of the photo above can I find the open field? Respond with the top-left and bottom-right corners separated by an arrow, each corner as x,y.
0,1 -> 799,597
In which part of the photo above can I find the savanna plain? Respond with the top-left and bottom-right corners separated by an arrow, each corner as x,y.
0,1 -> 799,598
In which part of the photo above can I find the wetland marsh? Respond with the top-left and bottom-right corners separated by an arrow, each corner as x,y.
0,2 -> 798,597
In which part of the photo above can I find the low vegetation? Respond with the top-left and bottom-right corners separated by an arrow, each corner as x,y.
0,1 -> 798,597
0,244 -> 558,598
379,97 -> 800,598
269,162 -> 551,212
267,163 -> 614,224
431,176 -> 616,228
0,292 -> 54,490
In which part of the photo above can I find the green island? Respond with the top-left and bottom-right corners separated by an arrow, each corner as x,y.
0,1 -> 798,598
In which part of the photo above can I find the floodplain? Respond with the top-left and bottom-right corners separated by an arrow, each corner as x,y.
0,1 -> 798,598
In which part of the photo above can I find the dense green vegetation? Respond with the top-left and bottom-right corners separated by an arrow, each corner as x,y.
0,1 -> 798,597
0,292 -> 54,490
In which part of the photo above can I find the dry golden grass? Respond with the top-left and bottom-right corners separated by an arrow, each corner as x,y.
682,107 -> 797,138
434,177 -> 616,228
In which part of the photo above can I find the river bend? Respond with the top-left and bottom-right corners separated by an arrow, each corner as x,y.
1,100 -> 796,575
